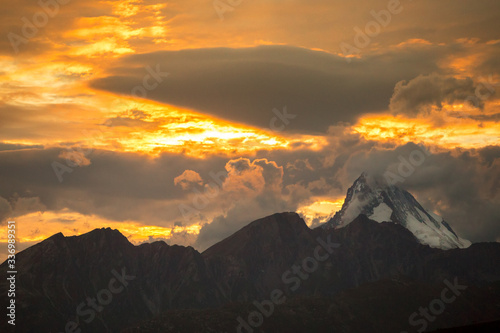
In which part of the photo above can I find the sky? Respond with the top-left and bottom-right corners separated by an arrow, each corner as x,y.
1,0 -> 499,260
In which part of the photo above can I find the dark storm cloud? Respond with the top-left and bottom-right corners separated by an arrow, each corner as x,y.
389,74 -> 484,114
479,145 -> 500,167
90,45 -> 450,133
0,195 -> 46,225
0,197 -> 12,224
0,148 -> 230,225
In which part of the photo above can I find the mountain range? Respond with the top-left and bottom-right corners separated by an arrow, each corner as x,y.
1,174 -> 499,332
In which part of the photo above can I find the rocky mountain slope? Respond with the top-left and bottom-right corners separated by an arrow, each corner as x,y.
322,173 -> 471,250
1,212 -> 499,332
123,280 -> 500,333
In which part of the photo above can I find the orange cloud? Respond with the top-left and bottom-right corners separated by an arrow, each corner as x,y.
353,112 -> 500,149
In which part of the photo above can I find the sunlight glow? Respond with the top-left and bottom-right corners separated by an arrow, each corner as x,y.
353,113 -> 500,149
297,198 -> 345,227
0,210 -> 201,246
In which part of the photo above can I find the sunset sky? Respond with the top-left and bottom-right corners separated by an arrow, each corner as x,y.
1,0 -> 499,260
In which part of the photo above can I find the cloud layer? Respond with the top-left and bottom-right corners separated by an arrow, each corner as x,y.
1,131 -> 499,249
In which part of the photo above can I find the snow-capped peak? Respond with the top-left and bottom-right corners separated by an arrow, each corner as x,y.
322,173 -> 471,250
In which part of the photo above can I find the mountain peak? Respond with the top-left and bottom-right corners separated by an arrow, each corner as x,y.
352,171 -> 390,191
322,173 -> 471,250
352,171 -> 369,188
46,231 -> 65,241
202,212 -> 312,258
357,171 -> 368,182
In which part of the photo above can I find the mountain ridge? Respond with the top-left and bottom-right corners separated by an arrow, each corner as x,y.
321,173 -> 471,250
2,211 -> 499,332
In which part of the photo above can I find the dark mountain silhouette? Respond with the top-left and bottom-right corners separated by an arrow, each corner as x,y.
2,212 -> 500,332
123,280 -> 500,333
323,173 -> 471,249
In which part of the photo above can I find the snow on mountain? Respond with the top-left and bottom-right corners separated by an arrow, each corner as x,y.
322,173 -> 471,250
369,203 -> 393,222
